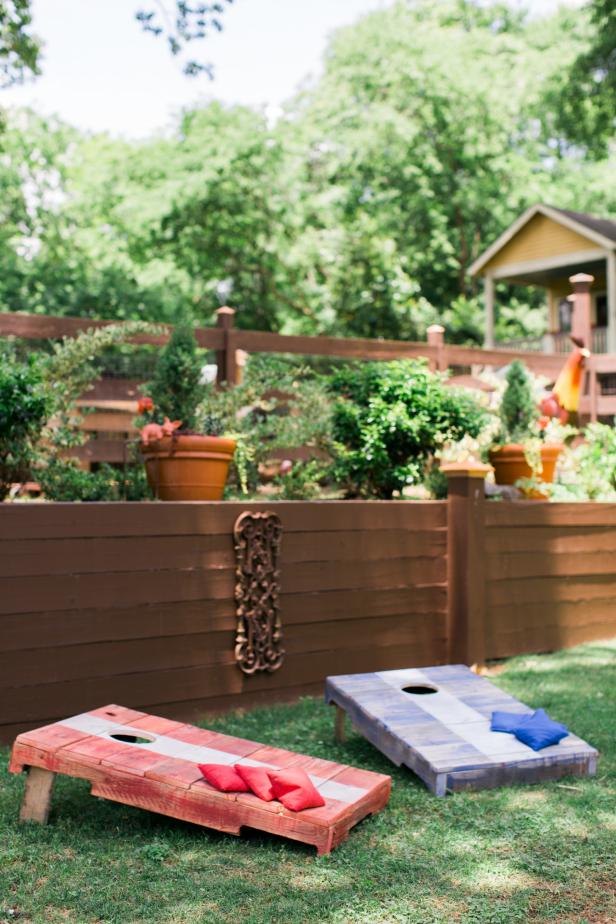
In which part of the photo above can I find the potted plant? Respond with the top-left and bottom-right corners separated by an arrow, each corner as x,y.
489,359 -> 562,496
138,322 -> 236,501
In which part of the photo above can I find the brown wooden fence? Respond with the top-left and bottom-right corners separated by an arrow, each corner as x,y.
484,501 -> 616,658
2,470 -> 616,741
0,500 -> 447,742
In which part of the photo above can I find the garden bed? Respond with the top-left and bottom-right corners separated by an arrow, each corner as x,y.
1,640 -> 614,924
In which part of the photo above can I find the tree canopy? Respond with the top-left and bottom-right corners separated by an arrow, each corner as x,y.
0,0 -> 614,344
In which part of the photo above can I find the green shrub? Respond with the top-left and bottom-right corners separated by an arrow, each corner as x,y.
554,422 -> 616,501
327,360 -> 487,499
38,460 -> 119,502
147,322 -> 205,430
498,359 -> 538,443
274,459 -> 327,500
199,354 -> 334,495
0,352 -> 51,499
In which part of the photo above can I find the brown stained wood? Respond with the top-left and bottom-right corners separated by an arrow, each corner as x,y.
235,328 -> 439,362
445,470 -> 487,666
19,766 -> 55,824
487,549 -> 616,580
0,534 -> 234,578
0,631 -> 237,688
0,555 -> 446,616
0,587 -> 446,653
281,556 -> 446,595
485,502 -> 616,528
0,638 -> 446,731
487,525 -> 616,553
485,618 -> 616,660
282,528 -> 446,563
487,573 -> 616,607
443,344 -> 563,376
63,441 -> 129,465
0,599 -> 234,652
0,501 -> 446,540
0,528 -> 445,579
0,568 -> 236,615
0,664 -> 243,727
0,311 -> 223,350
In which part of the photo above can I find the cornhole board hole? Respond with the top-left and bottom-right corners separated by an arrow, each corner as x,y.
9,705 -> 391,855
325,665 -> 598,796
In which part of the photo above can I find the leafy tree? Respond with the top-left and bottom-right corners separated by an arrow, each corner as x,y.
136,1 -> 233,77
552,0 -> 616,158
0,0 -> 40,89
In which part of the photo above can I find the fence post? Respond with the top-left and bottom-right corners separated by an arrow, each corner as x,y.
427,324 -> 446,372
441,461 -> 491,668
570,273 -> 593,351
216,306 -> 237,385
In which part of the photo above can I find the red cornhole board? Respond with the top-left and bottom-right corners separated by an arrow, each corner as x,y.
9,705 -> 391,855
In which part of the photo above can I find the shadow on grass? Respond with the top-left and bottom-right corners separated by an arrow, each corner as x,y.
1,639 -> 614,924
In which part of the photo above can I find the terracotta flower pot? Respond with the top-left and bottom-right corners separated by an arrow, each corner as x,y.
488,443 -> 563,498
141,434 -> 236,501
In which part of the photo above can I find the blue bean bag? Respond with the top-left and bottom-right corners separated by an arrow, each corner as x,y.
491,710 -> 530,733
491,708 -> 569,750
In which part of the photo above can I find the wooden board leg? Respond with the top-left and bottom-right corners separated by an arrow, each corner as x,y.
334,705 -> 347,743
19,767 -> 56,824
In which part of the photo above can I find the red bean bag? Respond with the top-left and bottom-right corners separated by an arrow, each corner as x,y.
234,764 -> 276,802
197,763 -> 250,792
267,766 -> 326,811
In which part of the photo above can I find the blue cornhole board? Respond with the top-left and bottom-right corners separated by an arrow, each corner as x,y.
325,665 -> 598,796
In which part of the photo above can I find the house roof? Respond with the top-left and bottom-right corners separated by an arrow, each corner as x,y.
550,207 -> 616,245
469,203 -> 616,277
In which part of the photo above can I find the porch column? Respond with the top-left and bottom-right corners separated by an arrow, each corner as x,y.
608,251 -> 616,353
570,273 -> 593,350
483,273 -> 495,348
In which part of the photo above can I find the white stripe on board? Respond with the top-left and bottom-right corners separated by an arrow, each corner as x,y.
375,669 -> 540,759
59,713 -> 367,804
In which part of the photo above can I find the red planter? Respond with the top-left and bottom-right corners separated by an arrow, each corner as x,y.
141,434 -> 236,501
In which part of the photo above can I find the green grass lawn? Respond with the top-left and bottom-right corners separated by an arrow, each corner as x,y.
1,640 -> 615,924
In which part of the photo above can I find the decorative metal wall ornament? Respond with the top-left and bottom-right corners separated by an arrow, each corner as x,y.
233,511 -> 284,674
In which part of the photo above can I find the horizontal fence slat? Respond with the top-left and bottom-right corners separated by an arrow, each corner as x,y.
487,550 -> 616,581
0,640 -> 446,731
487,574 -> 616,607
0,528 -> 444,578
0,500 -> 446,539
485,502 -> 616,528
0,585 -> 446,653
0,312 -> 223,349
487,525 -> 616,553
234,329 -> 439,361
0,555 -> 445,615
0,612 -> 443,689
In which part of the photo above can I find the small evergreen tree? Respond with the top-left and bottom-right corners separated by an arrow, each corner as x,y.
499,360 -> 538,443
148,322 -> 205,431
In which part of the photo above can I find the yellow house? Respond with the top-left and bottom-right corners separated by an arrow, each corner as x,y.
469,204 -> 616,353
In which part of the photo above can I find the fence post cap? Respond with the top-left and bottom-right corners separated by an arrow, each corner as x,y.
569,273 -> 594,288
427,324 -> 445,333
440,461 -> 492,479
216,306 -> 236,328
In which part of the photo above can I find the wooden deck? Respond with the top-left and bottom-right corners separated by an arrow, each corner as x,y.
9,705 -> 391,855
325,665 -> 598,795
